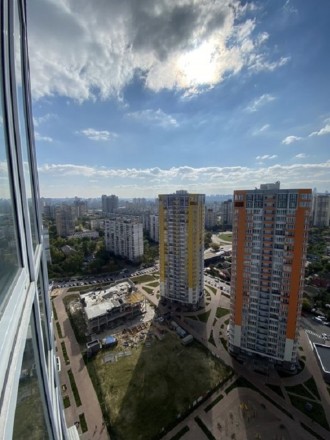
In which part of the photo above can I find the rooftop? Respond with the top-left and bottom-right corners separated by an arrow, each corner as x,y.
81,282 -> 143,320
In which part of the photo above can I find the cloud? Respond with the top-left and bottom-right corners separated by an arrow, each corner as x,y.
33,113 -> 57,127
37,161 -> 330,197
27,1 -> 289,101
282,135 -> 302,145
256,154 -> 277,160
309,121 -> 330,137
252,124 -> 270,135
246,94 -> 275,112
127,108 -> 178,128
295,153 -> 306,159
35,132 -> 53,142
77,128 -> 117,141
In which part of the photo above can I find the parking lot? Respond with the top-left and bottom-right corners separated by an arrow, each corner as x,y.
50,264 -> 159,289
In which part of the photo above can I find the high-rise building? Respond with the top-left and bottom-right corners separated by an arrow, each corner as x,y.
221,199 -> 233,228
73,197 -> 88,219
159,190 -> 205,307
312,193 -> 330,227
0,0 -> 67,437
105,216 -> 144,262
149,214 -> 159,242
102,194 -> 119,215
205,207 -> 218,229
55,205 -> 75,237
229,183 -> 312,370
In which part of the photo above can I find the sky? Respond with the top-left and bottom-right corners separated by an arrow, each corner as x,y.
27,0 -> 330,198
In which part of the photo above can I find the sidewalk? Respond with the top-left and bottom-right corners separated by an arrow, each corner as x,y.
54,291 -> 110,440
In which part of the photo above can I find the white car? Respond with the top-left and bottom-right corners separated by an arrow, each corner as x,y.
56,356 -> 61,372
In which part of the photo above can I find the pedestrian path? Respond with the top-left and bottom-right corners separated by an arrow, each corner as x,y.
53,291 -> 110,440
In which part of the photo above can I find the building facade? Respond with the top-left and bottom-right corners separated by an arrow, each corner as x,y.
228,183 -> 312,370
205,207 -> 218,229
312,193 -> 330,227
104,216 -> 144,262
0,0 -> 67,437
102,194 -> 119,215
55,204 -> 75,237
221,199 -> 233,228
159,191 -> 205,307
149,214 -> 159,242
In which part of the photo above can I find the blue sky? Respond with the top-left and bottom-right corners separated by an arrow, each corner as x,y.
27,0 -> 330,198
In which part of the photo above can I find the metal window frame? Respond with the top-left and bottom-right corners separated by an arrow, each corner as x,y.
0,0 -> 67,438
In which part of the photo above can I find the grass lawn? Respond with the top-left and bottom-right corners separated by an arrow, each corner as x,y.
285,383 -> 315,400
288,395 -> 329,430
142,286 -> 154,294
266,383 -> 284,399
216,307 -> 229,319
218,233 -> 232,242
207,286 -> 217,294
132,274 -> 156,283
147,281 -> 159,287
86,333 -> 231,440
304,377 -> 321,400
196,309 -> 211,323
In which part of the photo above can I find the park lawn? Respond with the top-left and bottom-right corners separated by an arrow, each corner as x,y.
87,333 -> 231,440
218,233 -> 232,242
216,307 -> 229,319
131,274 -> 155,283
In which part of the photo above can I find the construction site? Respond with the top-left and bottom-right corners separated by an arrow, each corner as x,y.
80,281 -> 146,334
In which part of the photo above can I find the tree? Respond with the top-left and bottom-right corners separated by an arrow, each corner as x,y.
211,243 -> 220,252
204,231 -> 212,249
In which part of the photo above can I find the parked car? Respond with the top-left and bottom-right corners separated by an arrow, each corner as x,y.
56,356 -> 61,372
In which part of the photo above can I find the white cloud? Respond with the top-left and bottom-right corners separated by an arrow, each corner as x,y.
246,94 -> 275,112
253,124 -> 270,135
33,113 -> 56,127
282,135 -> 302,145
37,161 -> 330,197
295,153 -> 306,159
77,128 -> 117,141
35,132 -> 53,142
27,1 -> 289,101
256,154 -> 277,160
309,122 -> 330,137
127,109 -> 178,128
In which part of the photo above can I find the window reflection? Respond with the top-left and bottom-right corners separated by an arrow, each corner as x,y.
14,0 -> 38,248
0,84 -> 20,310
13,318 -> 49,439
38,271 -> 50,358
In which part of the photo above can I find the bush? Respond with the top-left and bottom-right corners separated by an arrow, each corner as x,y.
68,369 -> 82,407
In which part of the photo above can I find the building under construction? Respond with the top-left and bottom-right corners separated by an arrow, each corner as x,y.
81,281 -> 145,334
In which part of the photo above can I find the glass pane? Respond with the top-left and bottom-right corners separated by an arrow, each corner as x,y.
0,80 -> 20,309
38,270 -> 50,358
14,0 -> 38,248
13,318 -> 49,439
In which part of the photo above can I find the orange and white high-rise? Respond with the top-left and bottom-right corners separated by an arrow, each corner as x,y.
229,182 -> 312,370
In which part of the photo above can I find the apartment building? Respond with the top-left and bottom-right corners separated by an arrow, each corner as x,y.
221,199 -> 233,228
105,216 -> 144,262
205,207 -> 218,229
229,183 -> 312,370
159,191 -> 205,307
55,205 -> 75,237
312,193 -> 330,227
149,214 -> 159,242
102,194 -> 119,215
0,1 -> 67,437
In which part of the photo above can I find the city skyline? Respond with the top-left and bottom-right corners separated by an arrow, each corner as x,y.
27,0 -> 330,198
